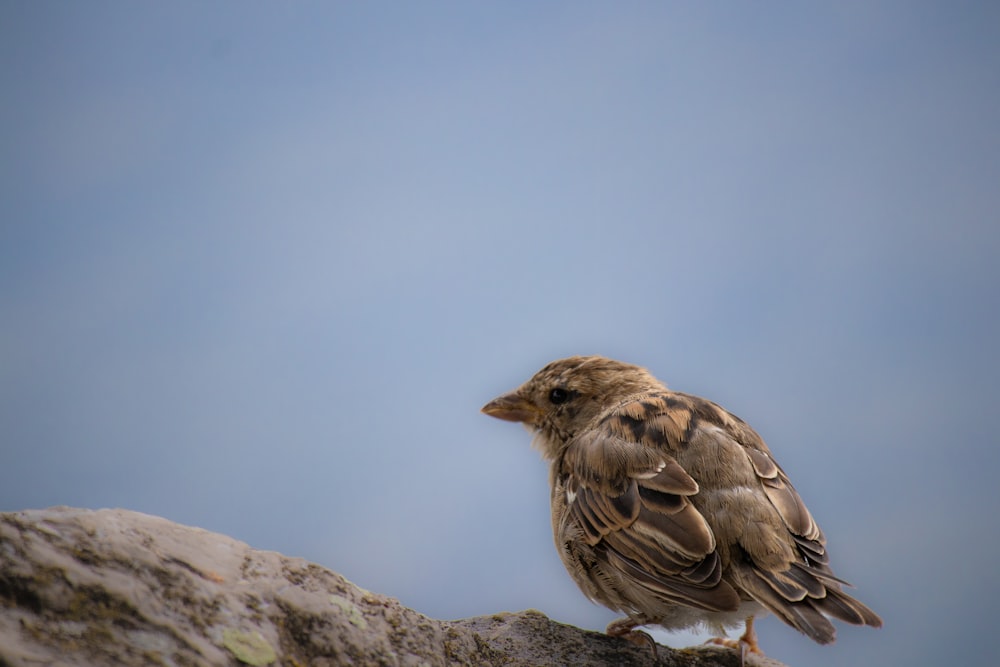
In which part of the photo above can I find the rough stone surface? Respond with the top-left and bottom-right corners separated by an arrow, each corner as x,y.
0,507 -> 787,666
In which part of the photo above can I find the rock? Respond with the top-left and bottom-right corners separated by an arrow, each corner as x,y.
0,507 -> 786,666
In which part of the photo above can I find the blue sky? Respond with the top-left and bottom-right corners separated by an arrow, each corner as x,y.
2,3 -> 998,665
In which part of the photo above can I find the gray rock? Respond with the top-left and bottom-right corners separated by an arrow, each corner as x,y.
0,507 -> 786,666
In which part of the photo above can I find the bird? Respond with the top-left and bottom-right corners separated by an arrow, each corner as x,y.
481,355 -> 881,661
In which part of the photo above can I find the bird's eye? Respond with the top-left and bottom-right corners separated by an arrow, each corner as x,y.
549,387 -> 570,405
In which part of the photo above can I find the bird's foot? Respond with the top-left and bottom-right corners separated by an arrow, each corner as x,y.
704,615 -> 761,666
606,616 -> 658,659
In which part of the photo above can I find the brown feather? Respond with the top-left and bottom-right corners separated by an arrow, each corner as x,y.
815,587 -> 884,627
602,547 -> 741,612
636,485 -> 685,514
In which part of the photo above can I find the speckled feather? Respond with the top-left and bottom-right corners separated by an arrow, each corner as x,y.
482,355 -> 881,649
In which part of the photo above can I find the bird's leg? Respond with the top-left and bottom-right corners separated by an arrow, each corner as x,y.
606,615 -> 658,659
704,615 -> 762,666
738,615 -> 760,656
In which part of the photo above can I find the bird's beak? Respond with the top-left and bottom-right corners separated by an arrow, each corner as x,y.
481,391 -> 541,425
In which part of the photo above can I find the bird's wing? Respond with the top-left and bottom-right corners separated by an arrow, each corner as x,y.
671,392 -> 884,642
560,394 -> 741,612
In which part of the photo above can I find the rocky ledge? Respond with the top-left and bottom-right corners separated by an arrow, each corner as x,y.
0,507 -> 785,666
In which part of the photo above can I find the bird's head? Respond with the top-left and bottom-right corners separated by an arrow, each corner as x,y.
481,355 -> 662,458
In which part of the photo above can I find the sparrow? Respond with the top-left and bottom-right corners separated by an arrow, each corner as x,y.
481,355 -> 881,660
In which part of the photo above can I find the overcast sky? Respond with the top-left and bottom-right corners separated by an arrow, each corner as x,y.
2,3 -> 998,666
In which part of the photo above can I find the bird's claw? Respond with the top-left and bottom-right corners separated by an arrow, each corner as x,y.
704,615 -> 762,666
606,617 -> 658,660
